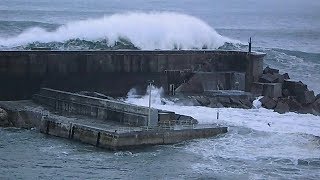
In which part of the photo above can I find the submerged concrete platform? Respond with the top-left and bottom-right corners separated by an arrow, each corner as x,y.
0,100 -> 227,150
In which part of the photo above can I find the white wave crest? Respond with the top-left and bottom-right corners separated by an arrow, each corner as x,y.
0,12 -> 237,49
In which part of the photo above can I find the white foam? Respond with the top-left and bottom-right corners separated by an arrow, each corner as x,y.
125,87 -> 320,137
0,12 -> 238,49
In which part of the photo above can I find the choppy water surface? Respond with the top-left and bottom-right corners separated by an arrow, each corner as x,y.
0,0 -> 320,179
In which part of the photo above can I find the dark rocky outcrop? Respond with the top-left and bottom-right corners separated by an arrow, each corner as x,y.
287,97 -> 303,112
259,74 -> 279,83
283,80 -> 308,96
263,66 -> 279,74
274,100 -> 290,114
257,66 -> 319,116
313,99 -> 320,113
283,73 -> 290,80
296,90 -> 316,104
171,95 -> 253,109
0,108 -> 9,127
282,89 -> 290,97
260,96 -> 277,109
195,96 -> 211,106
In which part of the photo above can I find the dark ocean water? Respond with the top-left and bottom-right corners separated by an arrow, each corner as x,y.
0,0 -> 320,179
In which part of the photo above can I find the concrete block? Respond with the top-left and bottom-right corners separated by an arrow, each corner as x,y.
263,83 -> 282,98
253,82 -> 282,98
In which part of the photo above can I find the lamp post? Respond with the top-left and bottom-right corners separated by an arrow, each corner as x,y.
148,80 -> 154,127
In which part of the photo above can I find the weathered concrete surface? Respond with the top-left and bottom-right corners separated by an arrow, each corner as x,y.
252,82 -> 282,98
33,88 -> 198,127
0,50 -> 265,100
175,72 -> 246,94
33,88 -> 159,126
0,100 -> 227,150
39,117 -> 227,150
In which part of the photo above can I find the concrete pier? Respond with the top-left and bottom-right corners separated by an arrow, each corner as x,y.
39,116 -> 227,150
0,99 -> 227,150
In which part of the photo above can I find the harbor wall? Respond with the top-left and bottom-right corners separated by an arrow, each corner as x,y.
33,88 -> 159,126
0,50 -> 265,100
39,117 -> 228,150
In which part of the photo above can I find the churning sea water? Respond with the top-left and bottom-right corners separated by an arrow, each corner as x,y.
0,0 -> 320,179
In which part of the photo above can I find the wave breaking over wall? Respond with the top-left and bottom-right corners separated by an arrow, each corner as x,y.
0,12 -> 237,50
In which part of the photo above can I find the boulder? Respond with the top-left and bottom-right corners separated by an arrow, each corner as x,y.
277,74 -> 285,83
263,66 -> 279,75
218,97 -> 231,106
208,102 -> 224,108
227,97 -> 252,109
274,101 -> 290,114
282,89 -> 290,97
283,73 -> 290,80
208,98 -> 224,108
240,98 -> 253,109
228,97 -> 247,109
209,97 -> 218,104
287,97 -> 302,112
175,82 -> 204,94
259,96 -> 271,105
0,108 -> 9,127
175,98 -> 201,106
298,104 -> 318,115
259,96 -> 277,109
283,80 -> 308,96
316,94 -> 320,101
312,99 -> 320,113
195,96 -> 211,106
259,73 -> 279,83
297,90 -> 316,104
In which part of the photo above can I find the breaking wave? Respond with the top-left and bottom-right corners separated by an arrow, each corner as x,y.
0,12 -> 238,50
125,86 -> 320,137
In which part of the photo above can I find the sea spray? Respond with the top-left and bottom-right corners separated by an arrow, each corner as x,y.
0,12 -> 238,50
125,86 -> 320,137
126,85 -> 165,106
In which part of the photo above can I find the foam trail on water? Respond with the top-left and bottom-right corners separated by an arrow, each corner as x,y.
125,87 -> 320,137
0,12 -> 237,50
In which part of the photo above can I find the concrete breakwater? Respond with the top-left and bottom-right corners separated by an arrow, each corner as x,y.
0,88 -> 227,150
1,49 -> 319,116
0,50 -> 264,100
